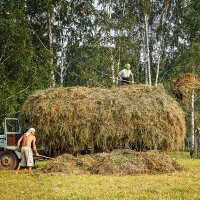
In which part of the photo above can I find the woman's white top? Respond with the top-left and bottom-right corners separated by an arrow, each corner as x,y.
119,69 -> 133,78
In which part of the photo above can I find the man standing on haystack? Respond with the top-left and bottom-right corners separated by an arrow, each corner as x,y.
118,63 -> 134,85
16,128 -> 39,174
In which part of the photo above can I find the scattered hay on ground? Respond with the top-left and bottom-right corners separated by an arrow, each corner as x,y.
37,150 -> 183,175
21,85 -> 185,154
37,154 -> 93,175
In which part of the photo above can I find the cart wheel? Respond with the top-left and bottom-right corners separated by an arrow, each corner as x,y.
0,151 -> 19,170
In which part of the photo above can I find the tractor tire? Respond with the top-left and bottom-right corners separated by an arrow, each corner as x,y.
0,151 -> 19,170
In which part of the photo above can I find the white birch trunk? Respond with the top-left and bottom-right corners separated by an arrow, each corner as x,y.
111,54 -> 115,84
155,2 -> 169,86
60,35 -> 64,86
108,0 -> 115,85
47,9 -> 55,87
116,0 -> 125,85
57,1 -> 72,86
143,22 -> 148,84
60,39 -> 65,86
59,33 -> 68,86
198,130 -> 200,158
144,14 -> 151,86
191,91 -> 195,149
116,59 -> 120,85
115,29 -> 121,85
155,43 -> 162,87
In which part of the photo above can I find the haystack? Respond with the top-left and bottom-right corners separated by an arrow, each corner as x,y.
38,150 -> 183,175
20,85 -> 185,155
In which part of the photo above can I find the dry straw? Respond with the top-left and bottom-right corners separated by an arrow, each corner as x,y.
172,73 -> 200,102
20,85 -> 185,155
38,150 -> 183,175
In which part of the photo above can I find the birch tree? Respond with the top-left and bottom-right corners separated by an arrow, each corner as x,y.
155,1 -> 169,86
191,91 -> 195,149
47,4 -> 55,87
144,14 -> 152,85
97,0 -> 116,85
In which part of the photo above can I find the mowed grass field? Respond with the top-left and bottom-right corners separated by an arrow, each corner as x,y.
1,152 -> 200,200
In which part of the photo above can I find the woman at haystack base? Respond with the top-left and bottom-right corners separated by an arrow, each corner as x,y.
16,128 -> 39,174
118,63 -> 134,85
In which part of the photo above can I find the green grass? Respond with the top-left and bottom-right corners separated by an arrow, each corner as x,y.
1,152 -> 200,200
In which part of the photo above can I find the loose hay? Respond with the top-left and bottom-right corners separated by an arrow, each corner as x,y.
20,85 -> 185,154
172,73 -> 200,101
38,150 -> 183,175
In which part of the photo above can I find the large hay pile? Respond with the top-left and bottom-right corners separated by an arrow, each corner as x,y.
20,85 -> 185,154
38,150 -> 183,175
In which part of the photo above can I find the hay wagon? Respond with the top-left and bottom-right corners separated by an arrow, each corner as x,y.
21,85 -> 186,155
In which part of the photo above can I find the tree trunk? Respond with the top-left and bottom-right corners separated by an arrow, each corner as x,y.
141,22 -> 149,85
155,2 -> 169,86
108,0 -> 115,85
47,8 -> 55,87
116,1 -> 125,86
56,1 -> 73,86
59,32 -> 68,86
155,37 -> 163,86
116,45 -> 120,85
198,130 -> 200,158
191,91 -> 195,149
111,54 -> 115,84
144,14 -> 151,86
143,22 -> 148,84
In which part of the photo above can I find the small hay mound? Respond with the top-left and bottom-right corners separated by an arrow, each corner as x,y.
20,85 -> 185,154
38,150 -> 183,175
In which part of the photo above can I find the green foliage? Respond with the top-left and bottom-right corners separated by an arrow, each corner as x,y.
0,0 -> 52,120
